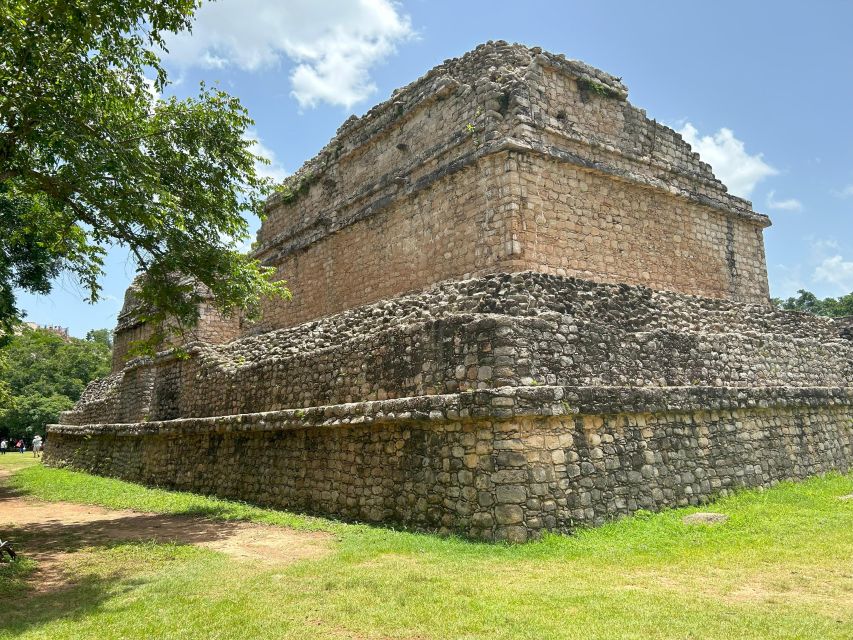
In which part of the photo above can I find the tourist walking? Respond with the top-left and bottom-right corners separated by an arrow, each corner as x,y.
32,435 -> 43,458
15,439 -> 24,453
0,439 -> 7,455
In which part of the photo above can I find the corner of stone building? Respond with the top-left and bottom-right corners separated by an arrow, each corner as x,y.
45,42 -> 852,544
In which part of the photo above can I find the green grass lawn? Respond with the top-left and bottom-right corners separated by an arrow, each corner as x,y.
0,452 -> 41,475
2,455 -> 853,639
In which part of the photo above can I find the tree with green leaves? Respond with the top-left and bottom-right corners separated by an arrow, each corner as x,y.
0,326 -> 111,439
773,290 -> 853,318
1,392 -> 74,441
0,1 -> 288,342
86,328 -> 113,349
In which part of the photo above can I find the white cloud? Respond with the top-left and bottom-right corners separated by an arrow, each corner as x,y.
766,190 -> 802,211
244,130 -> 288,183
811,238 -> 840,256
813,255 -> 853,293
163,0 -> 413,109
833,184 -> 853,199
678,122 -> 778,199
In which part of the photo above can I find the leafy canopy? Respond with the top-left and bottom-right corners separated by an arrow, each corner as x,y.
0,0 -> 288,339
773,289 -> 853,318
0,326 -> 111,439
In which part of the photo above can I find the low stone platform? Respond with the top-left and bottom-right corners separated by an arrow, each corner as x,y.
57,272 -> 853,427
47,273 -> 853,542
47,384 -> 853,542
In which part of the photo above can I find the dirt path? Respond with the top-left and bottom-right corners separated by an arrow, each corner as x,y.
0,467 -> 332,587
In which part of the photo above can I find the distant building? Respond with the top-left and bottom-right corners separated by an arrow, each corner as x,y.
19,322 -> 70,340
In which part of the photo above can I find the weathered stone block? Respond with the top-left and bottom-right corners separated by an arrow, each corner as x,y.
495,504 -> 525,525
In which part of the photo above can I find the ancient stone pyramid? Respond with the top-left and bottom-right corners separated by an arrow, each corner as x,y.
48,42 -> 852,542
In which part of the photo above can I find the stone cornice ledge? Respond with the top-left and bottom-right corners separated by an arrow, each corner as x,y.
48,385 -> 853,436
503,139 -> 771,228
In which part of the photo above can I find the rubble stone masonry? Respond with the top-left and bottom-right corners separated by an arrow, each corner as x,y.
48,43 -> 851,542
47,386 -> 853,543
49,274 -> 853,541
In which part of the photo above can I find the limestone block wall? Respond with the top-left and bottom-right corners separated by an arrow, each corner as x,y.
111,321 -> 154,372
258,154 -> 518,330
527,63 -> 749,213
61,359 -> 155,425
46,386 -> 853,542
111,294 -> 241,373
154,311 -> 851,421
251,41 -> 771,331
510,154 -> 769,301
191,303 -> 242,347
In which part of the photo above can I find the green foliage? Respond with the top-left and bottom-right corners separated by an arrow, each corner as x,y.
1,327 -> 110,398
0,393 -> 73,440
0,327 -> 110,438
0,0 -> 289,339
86,328 -> 113,349
275,172 -> 316,205
577,78 -> 621,99
773,289 -> 853,317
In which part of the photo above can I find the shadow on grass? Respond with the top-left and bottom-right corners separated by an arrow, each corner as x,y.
1,469 -> 281,550
0,478 -> 219,636
0,569 -> 143,636
8,463 -> 337,531
0,557 -> 36,598
1,512 -> 274,554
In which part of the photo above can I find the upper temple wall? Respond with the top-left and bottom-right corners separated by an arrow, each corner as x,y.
252,41 -> 771,330
110,277 -> 241,373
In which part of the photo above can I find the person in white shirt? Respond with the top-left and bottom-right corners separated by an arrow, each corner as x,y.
32,435 -> 43,458
0,439 -> 7,455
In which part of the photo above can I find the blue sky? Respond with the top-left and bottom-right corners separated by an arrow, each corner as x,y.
19,0 -> 853,337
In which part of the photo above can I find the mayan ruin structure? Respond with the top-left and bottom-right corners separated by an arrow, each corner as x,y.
46,42 -> 853,542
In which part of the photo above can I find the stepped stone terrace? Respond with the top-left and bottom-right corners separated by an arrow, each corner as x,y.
47,42 -> 852,543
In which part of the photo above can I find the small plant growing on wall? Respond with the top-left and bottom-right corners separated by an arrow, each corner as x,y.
577,78 -> 621,100
277,171 -> 317,205
465,107 -> 484,147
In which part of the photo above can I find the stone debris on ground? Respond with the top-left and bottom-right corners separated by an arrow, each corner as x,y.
681,512 -> 730,525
